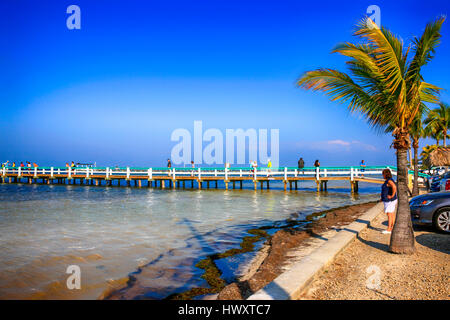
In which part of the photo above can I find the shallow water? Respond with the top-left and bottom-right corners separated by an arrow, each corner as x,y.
0,181 -> 380,299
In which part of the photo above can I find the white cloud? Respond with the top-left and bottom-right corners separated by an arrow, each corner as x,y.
328,140 -> 351,147
295,139 -> 377,152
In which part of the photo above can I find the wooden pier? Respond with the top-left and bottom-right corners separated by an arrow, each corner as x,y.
0,165 -> 424,193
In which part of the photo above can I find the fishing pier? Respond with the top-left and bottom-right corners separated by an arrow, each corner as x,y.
0,166 -> 426,193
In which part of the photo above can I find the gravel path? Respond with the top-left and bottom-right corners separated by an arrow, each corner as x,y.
300,213 -> 449,300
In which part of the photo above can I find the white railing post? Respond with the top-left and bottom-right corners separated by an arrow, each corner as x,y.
225,167 -> 228,180
106,167 -> 110,179
50,167 -> 54,178
198,168 -> 201,179
350,167 -> 354,181
284,167 -> 287,180
2,166 -> 5,176
295,169 -> 298,177
126,167 -> 130,180
316,167 -> 320,180
18,166 -> 22,177
86,167 -> 89,179
324,168 -> 327,177
172,168 -> 176,179
253,167 -> 257,180
57,168 -> 61,175
215,169 -> 218,177
148,168 -> 152,180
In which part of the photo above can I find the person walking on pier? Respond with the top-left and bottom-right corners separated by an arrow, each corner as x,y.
381,169 -> 397,234
191,160 -> 195,177
267,159 -> 272,177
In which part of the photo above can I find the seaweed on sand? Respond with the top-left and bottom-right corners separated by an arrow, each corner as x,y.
166,228 -> 270,300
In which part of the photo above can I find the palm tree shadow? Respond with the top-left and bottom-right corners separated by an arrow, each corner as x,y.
368,224 -> 385,232
356,226 -> 389,252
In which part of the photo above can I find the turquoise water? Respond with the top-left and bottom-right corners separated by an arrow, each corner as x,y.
0,181 -> 380,299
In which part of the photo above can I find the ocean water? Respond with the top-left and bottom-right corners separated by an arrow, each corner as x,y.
0,181 -> 380,299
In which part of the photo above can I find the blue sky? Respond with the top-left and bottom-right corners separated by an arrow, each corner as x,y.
1,0 -> 450,167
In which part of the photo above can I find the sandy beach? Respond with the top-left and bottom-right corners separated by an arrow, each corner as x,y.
299,212 -> 449,300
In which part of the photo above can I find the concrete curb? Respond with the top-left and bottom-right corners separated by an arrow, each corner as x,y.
247,202 -> 384,300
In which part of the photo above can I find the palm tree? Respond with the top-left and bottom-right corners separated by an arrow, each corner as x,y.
424,102 -> 450,146
385,106 -> 426,196
424,123 -> 441,145
410,114 -> 427,196
421,144 -> 438,167
297,17 -> 444,254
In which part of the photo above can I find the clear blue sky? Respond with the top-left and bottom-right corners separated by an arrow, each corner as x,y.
1,0 -> 449,167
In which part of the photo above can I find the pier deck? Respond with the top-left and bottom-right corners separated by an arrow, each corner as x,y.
1,166 -> 426,192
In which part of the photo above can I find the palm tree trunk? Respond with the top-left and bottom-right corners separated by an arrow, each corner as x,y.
408,148 -> 413,168
389,147 -> 416,254
412,139 -> 419,197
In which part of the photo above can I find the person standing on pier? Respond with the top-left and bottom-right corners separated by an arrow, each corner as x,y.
360,160 -> 366,177
167,158 -> 172,176
191,160 -> 195,176
381,169 -> 397,234
314,160 -> 320,167
298,157 -> 304,169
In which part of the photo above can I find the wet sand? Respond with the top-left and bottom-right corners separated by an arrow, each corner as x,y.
216,202 -> 378,299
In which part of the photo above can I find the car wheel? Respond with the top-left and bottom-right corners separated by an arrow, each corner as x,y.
433,208 -> 450,233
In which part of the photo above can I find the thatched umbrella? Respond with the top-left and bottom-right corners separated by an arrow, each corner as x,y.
429,147 -> 450,167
